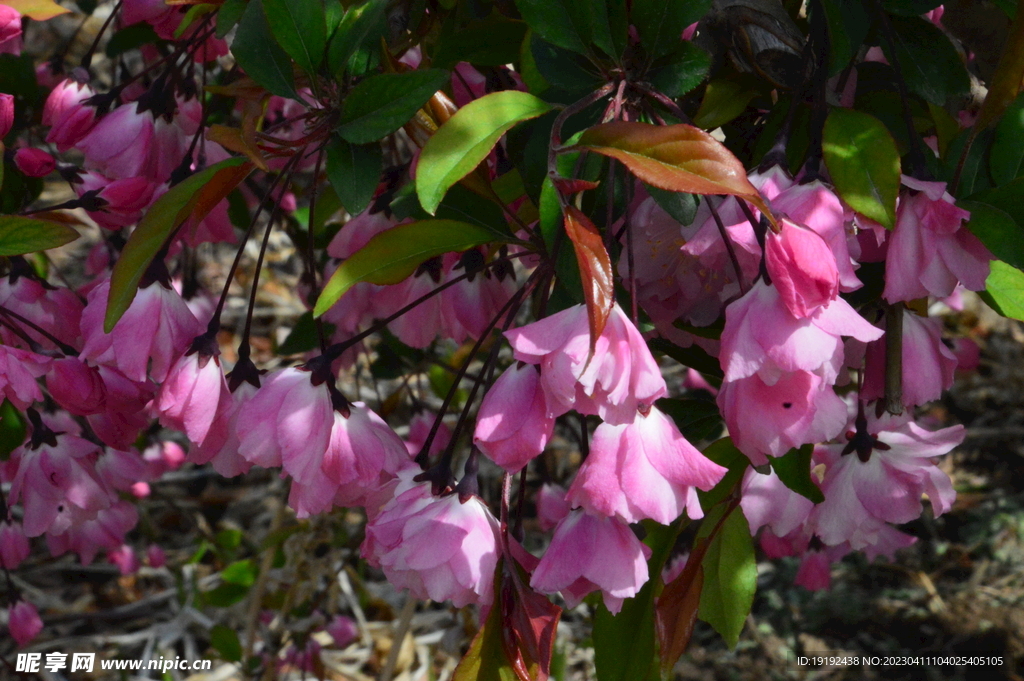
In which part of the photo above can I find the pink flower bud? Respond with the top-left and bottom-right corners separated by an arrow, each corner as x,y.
9,601 -> 43,647
47,357 -> 106,415
14,147 -> 55,177
0,92 -> 13,138
765,219 -> 839,318
146,544 -> 166,568
43,78 -> 97,151
0,6 -> 22,56
0,521 -> 30,569
107,544 -> 139,575
474,363 -> 554,473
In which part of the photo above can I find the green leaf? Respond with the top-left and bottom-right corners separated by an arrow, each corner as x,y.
231,0 -> 299,99
336,69 -> 450,144
984,260 -> 1024,320
204,583 -> 250,608
632,0 -> 712,61
529,35 -> 603,99
767,444 -> 824,504
452,563 -> 518,681
649,42 -> 712,97
644,185 -> 698,225
698,506 -> 757,649
990,92 -> 1024,185
174,3 -> 218,39
416,91 -> 552,215
216,0 -> 248,38
106,158 -> 253,332
882,16 -> 970,106
278,311 -> 336,355
432,12 -> 528,69
881,0 -> 942,15
314,219 -> 502,316
105,23 -> 163,57
958,200 -> 1024,271
656,397 -> 723,443
696,438 -> 749,509
210,625 -> 243,662
649,337 -> 723,380
263,0 -> 327,76
327,0 -> 386,77
325,134 -> 381,215
514,0 -> 596,55
593,521 -> 679,681
393,183 -> 514,239
0,399 -> 26,461
0,216 -> 79,255
819,0 -> 870,75
692,77 -> 759,130
221,560 -> 258,587
822,108 -> 901,228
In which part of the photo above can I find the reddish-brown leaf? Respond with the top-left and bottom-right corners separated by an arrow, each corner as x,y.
575,121 -> 775,224
553,178 -> 600,195
655,544 -> 706,676
500,561 -> 561,681
180,160 -> 254,242
563,206 -> 614,356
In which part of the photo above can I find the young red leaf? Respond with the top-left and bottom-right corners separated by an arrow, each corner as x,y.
563,206 -> 614,354
553,178 -> 600,194
500,561 -> 561,681
574,121 -> 774,224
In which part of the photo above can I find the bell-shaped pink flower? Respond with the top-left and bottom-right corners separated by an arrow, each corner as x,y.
0,520 -> 30,569
108,544 -> 140,575
883,176 -> 991,302
862,311 -> 957,408
85,366 -> 155,450
718,369 -> 849,465
536,483 -> 570,532
154,335 -> 231,447
43,78 -> 98,151
8,601 -> 43,647
76,172 -> 156,229
47,357 -> 106,416
530,510 -> 651,614
567,406 -> 726,524
77,101 -> 155,179
363,470 -> 500,607
0,5 -> 22,56
80,278 -> 202,383
46,500 -> 138,564
0,345 -> 50,410
404,411 -> 451,458
765,219 -> 839,318
474,363 -> 554,473
0,92 -> 13,138
191,380 -> 256,478
14,147 -> 55,177
0,272 -> 83,351
94,448 -> 153,492
740,465 -> 815,539
506,303 -> 667,425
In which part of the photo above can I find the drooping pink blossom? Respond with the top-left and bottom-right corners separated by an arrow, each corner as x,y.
0,5 -> 22,56
0,91 -> 13,138
77,102 -> 155,180
530,510 -> 651,614
404,411 -> 452,459
765,219 -> 839,318
536,483 -> 571,532
363,470 -> 500,607
740,465 -> 816,539
46,500 -> 139,565
75,172 -> 157,229
474,363 -> 554,473
154,336 -> 232,447
506,303 -> 667,425
566,406 -> 726,524
47,357 -> 106,416
8,601 -> 43,647
0,345 -> 50,410
190,380 -> 256,478
0,520 -> 30,569
14,147 -> 55,177
43,78 -> 98,151
862,311 -> 957,408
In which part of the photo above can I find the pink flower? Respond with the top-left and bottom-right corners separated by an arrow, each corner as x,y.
861,312 -> 957,408
190,380 -> 256,478
765,219 -> 839,318
717,369 -> 849,465
76,173 -> 156,229
146,544 -> 166,568
85,366 -> 155,450
740,465 -> 815,538
506,303 -> 667,425
326,615 -> 358,648
811,408 -> 961,549
404,411 -> 451,458
46,501 -> 138,564
0,5 -> 22,55
81,278 -> 202,383
108,544 -> 140,575
363,470 -> 500,607
439,251 -> 515,343
43,78 -> 98,151
0,345 -> 50,410
474,363 -> 554,473
8,601 -> 43,647
883,176 -> 991,302
0,92 -> 13,138
94,448 -> 153,492
536,483 -> 570,532
530,510 -> 651,614
77,102 -> 155,179
154,335 -> 231,447
0,520 -> 30,569
14,148 -> 55,177
47,357 -> 106,416
566,406 -> 726,524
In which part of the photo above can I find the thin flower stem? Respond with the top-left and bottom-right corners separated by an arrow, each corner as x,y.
305,145 -> 329,353
81,0 -> 124,70
708,199 -> 748,295
0,306 -> 77,355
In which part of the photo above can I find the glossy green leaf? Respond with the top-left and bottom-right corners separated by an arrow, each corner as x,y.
221,559 -> 258,587
656,397 -> 723,443
314,219 -> 502,316
645,185 -> 698,225
231,0 -> 298,99
822,108 -> 901,228
327,0 -> 386,77
336,69 -> 450,144
593,521 -> 679,681
263,0 -> 327,75
174,3 -> 217,39
216,0 -> 247,38
883,16 -> 970,106
649,41 -> 712,97
278,311 -> 336,355
959,200 -> 1024,272
990,92 -> 1024,185
881,0 -> 942,15
768,444 -> 824,504
632,0 -> 712,61
325,135 -> 381,216
106,23 -> 163,56
984,260 -> 1024,321
698,506 -> 757,649
649,336 -> 723,379
693,77 -> 759,130
696,437 -> 749,509
0,399 -> 26,461
392,183 -> 514,240
106,158 -> 253,332
417,91 -> 552,215
210,625 -> 243,662
452,566 -> 518,681
0,216 -> 79,255
432,12 -> 528,69
529,35 -> 603,99
819,0 -> 870,75
514,0 -> 598,55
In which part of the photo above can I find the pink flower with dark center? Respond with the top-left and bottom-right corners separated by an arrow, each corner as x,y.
530,510 -> 651,614
506,303 -> 667,425
474,363 -> 554,473
566,406 -> 726,524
